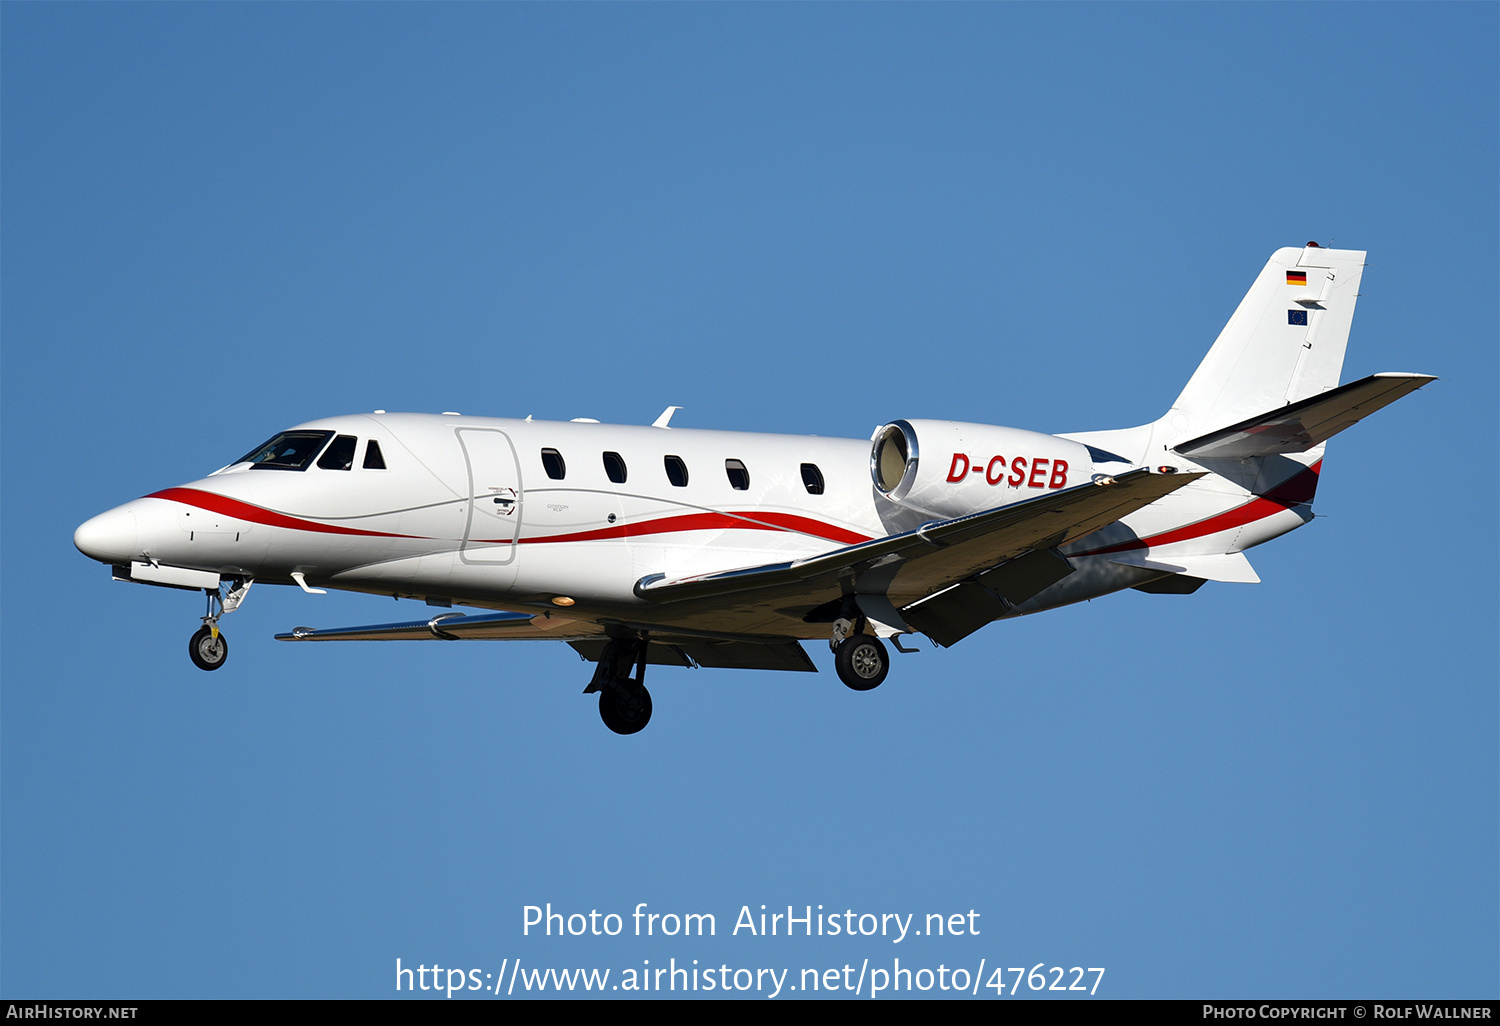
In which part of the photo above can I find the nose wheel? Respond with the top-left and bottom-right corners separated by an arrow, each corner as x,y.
186,579 -> 250,671
189,625 -> 228,671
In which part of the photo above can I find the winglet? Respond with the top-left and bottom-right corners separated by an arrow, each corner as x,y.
652,406 -> 683,429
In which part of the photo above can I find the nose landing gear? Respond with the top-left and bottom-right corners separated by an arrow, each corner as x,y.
585,638 -> 653,734
188,578 -> 251,672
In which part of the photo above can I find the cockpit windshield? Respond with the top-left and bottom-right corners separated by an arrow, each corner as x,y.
234,431 -> 335,471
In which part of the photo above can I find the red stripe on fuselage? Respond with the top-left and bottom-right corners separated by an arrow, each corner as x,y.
146,488 -> 420,538
1072,461 -> 1322,556
149,488 -> 871,546
482,510 -> 872,546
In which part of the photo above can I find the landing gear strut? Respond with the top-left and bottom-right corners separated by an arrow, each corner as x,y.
188,578 -> 251,672
586,638 -> 653,734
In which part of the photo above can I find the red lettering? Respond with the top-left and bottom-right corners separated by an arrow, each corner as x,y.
985,456 -> 1007,485
1028,458 -> 1049,488
1049,459 -> 1069,489
1008,457 -> 1027,486
946,454 -> 969,482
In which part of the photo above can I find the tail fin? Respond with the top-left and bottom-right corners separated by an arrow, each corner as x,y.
1167,245 -> 1366,440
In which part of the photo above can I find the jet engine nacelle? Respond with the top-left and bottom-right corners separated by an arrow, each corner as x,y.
870,419 -> 1099,520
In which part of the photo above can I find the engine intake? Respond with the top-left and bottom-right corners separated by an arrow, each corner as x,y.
870,419 -> 1100,520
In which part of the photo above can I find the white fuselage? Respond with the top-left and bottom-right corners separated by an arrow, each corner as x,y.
74,410 -> 1317,640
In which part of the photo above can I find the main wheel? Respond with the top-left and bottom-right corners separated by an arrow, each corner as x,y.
598,681 -> 652,735
835,635 -> 888,691
189,626 -> 228,671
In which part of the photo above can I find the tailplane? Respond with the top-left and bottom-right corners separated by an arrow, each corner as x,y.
1173,371 -> 1435,459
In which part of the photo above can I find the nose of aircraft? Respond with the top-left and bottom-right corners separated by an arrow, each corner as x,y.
74,506 -> 139,564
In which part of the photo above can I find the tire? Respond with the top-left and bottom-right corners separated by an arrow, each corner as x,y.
835,635 -> 888,691
598,681 -> 652,734
189,626 -> 228,671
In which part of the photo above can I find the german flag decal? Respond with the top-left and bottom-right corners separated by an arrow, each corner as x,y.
1286,271 -> 1307,286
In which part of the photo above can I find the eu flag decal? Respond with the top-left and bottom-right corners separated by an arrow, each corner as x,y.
1288,309 -> 1309,326
1286,271 -> 1307,286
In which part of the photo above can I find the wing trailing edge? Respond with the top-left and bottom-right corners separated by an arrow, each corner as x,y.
568,638 -> 817,672
276,609 -> 555,642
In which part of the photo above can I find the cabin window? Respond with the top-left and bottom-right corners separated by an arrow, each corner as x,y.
236,430 -> 335,472
725,459 -> 750,491
603,451 -> 628,484
363,439 -> 387,469
541,448 -> 566,480
801,463 -> 825,495
317,434 -> 358,471
664,455 -> 689,487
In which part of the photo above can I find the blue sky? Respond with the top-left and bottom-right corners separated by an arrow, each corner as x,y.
4,4 -> 1495,999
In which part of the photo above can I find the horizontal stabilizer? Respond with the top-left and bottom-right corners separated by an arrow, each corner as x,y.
1107,551 -> 1260,583
1174,372 -> 1435,459
277,610 -> 537,642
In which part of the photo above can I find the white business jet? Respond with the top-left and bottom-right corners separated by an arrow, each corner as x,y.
75,245 -> 1433,734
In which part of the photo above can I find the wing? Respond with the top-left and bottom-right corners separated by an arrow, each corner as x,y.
277,469 -> 1198,656
276,607 -> 818,673
275,610 -> 598,642
634,468 -> 1202,639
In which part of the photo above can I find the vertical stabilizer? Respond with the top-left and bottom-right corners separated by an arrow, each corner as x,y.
1166,245 -> 1365,440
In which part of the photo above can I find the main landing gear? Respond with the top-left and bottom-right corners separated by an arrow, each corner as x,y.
585,638 -> 653,735
188,578 -> 252,672
830,616 -> 890,691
